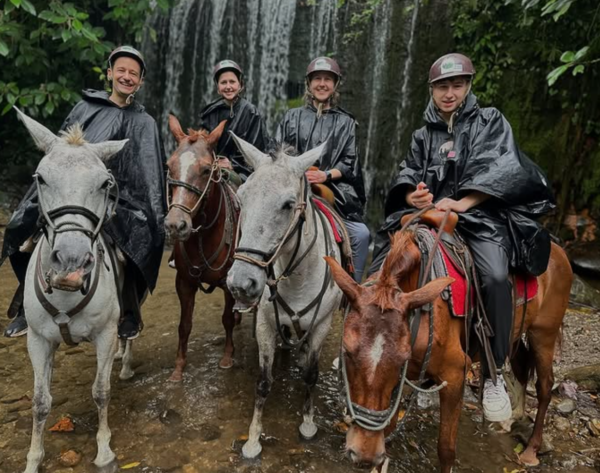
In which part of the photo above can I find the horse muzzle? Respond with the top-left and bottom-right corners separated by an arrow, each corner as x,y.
164,211 -> 192,242
49,246 -> 95,291
49,268 -> 88,292
226,261 -> 266,305
346,426 -> 387,470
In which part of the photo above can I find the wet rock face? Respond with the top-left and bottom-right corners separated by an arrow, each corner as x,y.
565,364 -> 600,392
569,275 -> 600,308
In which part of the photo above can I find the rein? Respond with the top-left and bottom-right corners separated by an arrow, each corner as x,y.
340,208 -> 451,436
233,178 -> 334,348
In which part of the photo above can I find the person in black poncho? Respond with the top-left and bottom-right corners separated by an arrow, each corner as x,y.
199,60 -> 270,180
276,57 -> 370,283
2,46 -> 166,341
369,53 -> 555,423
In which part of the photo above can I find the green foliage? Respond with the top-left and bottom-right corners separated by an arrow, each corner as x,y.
338,0 -> 383,44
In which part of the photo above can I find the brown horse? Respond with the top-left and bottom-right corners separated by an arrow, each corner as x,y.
164,115 -> 240,381
325,228 -> 572,472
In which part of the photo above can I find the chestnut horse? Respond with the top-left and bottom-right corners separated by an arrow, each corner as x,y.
164,115 -> 240,380
325,228 -> 572,472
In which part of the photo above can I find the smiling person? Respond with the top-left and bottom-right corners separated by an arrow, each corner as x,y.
276,57 -> 369,282
2,45 -> 166,341
369,53 -> 555,422
199,60 -> 270,181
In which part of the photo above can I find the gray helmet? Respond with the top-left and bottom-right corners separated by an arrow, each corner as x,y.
108,45 -> 146,77
213,59 -> 244,84
429,53 -> 475,83
306,57 -> 342,82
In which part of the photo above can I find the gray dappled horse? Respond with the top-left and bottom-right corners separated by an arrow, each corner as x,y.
226,134 -> 343,458
15,109 -> 131,473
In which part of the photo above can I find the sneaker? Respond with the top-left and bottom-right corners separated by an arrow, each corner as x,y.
168,258 -> 176,269
118,311 -> 141,340
482,374 -> 512,422
4,311 -> 28,338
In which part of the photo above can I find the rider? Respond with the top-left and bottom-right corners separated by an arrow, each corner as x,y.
2,45 -> 166,341
275,57 -> 370,282
369,53 -> 554,422
199,59 -> 270,180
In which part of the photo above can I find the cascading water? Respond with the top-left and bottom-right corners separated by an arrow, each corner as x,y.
308,0 -> 339,60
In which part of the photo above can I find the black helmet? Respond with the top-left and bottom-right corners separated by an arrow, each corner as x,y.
213,59 -> 244,84
108,46 -> 146,77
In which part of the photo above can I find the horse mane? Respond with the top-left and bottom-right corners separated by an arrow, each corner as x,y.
186,128 -> 210,143
369,230 -> 421,311
59,124 -> 87,146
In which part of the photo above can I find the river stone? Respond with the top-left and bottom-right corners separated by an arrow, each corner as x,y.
569,275 -> 600,307
554,416 -> 571,432
557,399 -> 577,414
569,242 -> 600,279
565,364 -> 600,392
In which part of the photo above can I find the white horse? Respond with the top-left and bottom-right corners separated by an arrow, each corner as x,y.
15,108 -> 132,473
226,134 -> 344,458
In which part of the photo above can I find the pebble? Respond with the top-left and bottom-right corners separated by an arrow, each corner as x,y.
59,450 -> 82,467
557,399 -> 577,414
588,419 -> 600,436
554,416 -> 571,432
182,465 -> 199,473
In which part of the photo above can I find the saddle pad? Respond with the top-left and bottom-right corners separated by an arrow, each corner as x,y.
313,198 -> 342,243
438,236 -> 538,317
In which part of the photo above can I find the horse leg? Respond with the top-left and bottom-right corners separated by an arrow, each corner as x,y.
520,332 -> 556,466
92,329 -> 119,467
509,341 -> 530,420
219,291 -> 236,369
169,273 -> 197,382
24,330 -> 57,473
242,309 -> 276,459
437,368 -> 465,473
299,320 -> 330,440
119,339 -> 135,380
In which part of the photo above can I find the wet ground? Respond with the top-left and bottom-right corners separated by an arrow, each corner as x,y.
1,254 -> 600,473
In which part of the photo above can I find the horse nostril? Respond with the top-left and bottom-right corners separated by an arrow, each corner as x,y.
243,277 -> 258,295
82,252 -> 95,272
50,249 -> 64,268
177,220 -> 187,232
348,449 -> 359,464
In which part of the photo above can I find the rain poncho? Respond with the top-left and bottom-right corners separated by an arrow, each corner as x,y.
275,105 -> 366,223
199,97 -> 270,178
1,89 -> 166,292
372,93 -> 554,276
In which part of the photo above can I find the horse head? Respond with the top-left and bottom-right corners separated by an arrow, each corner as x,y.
325,231 -> 452,469
226,134 -> 326,304
16,107 -> 127,291
164,114 -> 226,241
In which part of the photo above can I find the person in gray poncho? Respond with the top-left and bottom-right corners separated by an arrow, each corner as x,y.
3,46 -> 166,341
370,53 -> 554,423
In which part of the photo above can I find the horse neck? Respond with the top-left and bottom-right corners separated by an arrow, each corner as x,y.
192,179 -> 225,235
274,199 -> 328,291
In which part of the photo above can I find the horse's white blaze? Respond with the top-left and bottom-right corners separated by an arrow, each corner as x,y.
368,334 -> 386,383
179,151 -> 197,181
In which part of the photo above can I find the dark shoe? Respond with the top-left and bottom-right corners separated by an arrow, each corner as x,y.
4,312 -> 28,338
118,311 -> 141,340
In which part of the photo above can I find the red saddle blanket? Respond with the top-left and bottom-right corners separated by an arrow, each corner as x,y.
312,198 -> 342,243
439,242 -> 538,317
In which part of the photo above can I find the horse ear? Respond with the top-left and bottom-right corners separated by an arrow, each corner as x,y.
324,256 -> 362,306
88,139 -> 129,162
403,277 -> 453,310
230,131 -> 271,170
288,142 -> 327,177
14,106 -> 57,153
168,114 -> 187,143
207,120 -> 227,149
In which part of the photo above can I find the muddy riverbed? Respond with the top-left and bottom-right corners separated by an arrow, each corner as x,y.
1,254 -> 600,473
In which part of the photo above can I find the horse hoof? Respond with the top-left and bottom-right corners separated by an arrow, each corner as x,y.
519,449 -> 539,466
93,455 -> 118,472
219,357 -> 234,369
242,441 -> 262,459
299,422 -> 318,440
119,369 -> 135,381
168,371 -> 183,382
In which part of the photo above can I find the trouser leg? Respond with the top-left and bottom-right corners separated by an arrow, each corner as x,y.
7,252 -> 31,318
343,220 -> 370,283
467,239 -> 512,369
368,227 -> 392,277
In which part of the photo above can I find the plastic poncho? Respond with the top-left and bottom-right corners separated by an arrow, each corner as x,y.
199,97 -> 270,178
372,93 -> 554,276
275,105 -> 367,223
1,89 -> 166,292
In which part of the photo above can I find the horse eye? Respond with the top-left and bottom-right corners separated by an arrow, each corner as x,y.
202,167 -> 211,176
281,200 -> 295,211
36,174 -> 47,186
101,179 -> 111,190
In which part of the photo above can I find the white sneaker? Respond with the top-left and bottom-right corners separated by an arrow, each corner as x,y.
168,258 -> 176,269
482,374 -> 512,422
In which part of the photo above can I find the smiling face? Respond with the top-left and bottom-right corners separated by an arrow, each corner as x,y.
308,71 -> 337,103
108,56 -> 143,104
217,71 -> 242,102
431,76 -> 470,117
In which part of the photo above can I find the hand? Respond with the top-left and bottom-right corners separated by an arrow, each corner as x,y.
407,182 -> 433,209
435,197 -> 468,213
217,157 -> 233,170
305,169 -> 327,184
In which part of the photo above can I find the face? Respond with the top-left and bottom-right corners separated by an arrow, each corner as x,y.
309,71 -> 337,102
431,76 -> 470,115
217,71 -> 241,101
108,57 -> 143,98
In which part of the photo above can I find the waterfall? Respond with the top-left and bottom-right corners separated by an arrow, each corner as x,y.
394,0 -> 420,149
309,0 -> 338,59
200,0 -> 229,107
363,0 -> 392,195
